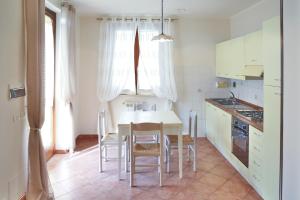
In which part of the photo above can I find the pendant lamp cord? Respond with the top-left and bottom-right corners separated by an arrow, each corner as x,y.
161,0 -> 164,34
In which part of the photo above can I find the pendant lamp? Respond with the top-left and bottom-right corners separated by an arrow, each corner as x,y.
152,0 -> 174,42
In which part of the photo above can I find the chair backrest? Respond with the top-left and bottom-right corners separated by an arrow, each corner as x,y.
97,111 -> 106,138
130,122 -> 163,151
188,111 -> 198,138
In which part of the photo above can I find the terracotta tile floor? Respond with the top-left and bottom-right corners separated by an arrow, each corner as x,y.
48,138 -> 263,200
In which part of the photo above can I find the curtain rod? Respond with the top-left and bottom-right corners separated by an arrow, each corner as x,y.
96,17 -> 178,22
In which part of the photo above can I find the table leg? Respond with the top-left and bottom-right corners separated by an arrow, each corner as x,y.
178,133 -> 183,178
118,133 -> 122,180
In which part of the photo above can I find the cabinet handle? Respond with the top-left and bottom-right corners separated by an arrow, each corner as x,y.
274,78 -> 280,81
274,92 -> 281,96
254,160 -> 261,167
253,174 -> 260,182
254,132 -> 261,137
254,146 -> 261,152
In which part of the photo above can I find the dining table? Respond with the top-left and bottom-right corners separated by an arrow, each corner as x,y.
117,111 -> 183,180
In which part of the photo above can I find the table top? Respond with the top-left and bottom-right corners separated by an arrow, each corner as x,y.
117,111 -> 183,127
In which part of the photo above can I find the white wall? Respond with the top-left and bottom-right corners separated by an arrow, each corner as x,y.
230,80 -> 264,107
76,16 -> 230,136
228,0 -> 280,106
76,17 -> 100,135
230,0 -> 280,38
0,1 -> 27,199
283,1 -> 300,199
174,17 -> 230,136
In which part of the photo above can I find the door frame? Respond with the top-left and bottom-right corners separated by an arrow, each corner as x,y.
45,7 -> 56,161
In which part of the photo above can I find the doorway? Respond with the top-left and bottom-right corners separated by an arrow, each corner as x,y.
42,8 -> 56,161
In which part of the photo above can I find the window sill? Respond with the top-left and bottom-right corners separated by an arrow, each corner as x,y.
120,89 -> 155,97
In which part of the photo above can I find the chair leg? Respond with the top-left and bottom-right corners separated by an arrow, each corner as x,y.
193,146 -> 197,172
188,145 -> 191,161
99,144 -> 103,172
167,144 -> 171,173
130,155 -> 134,187
160,155 -> 163,187
104,145 -> 108,162
164,144 -> 167,163
125,142 -> 128,172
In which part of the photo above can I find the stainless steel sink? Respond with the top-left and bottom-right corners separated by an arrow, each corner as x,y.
211,98 -> 253,110
211,98 -> 240,106
222,104 -> 253,110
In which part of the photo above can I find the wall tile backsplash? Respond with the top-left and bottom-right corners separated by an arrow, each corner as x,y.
230,80 -> 264,107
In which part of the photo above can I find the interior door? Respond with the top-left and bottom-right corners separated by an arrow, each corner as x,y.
42,8 -> 56,160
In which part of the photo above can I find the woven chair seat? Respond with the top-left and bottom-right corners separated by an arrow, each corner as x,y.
167,134 -> 194,145
133,143 -> 160,156
102,133 -> 126,143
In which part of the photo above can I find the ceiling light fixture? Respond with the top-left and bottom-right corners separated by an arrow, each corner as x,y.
152,0 -> 174,42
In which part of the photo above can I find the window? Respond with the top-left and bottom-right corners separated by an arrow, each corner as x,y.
122,28 -> 161,95
42,8 -> 56,160
113,30 -> 135,92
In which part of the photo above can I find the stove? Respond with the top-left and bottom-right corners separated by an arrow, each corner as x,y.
237,110 -> 263,122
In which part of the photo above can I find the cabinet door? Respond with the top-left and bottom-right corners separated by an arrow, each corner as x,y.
211,105 -> 219,145
230,37 -> 246,80
219,110 -> 232,156
263,16 -> 281,87
263,86 -> 281,200
249,126 -> 264,196
244,31 -> 263,66
216,42 -> 225,77
205,103 -> 213,142
216,41 -> 231,78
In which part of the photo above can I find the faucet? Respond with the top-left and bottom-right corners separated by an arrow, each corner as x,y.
229,91 -> 235,99
229,91 -> 237,104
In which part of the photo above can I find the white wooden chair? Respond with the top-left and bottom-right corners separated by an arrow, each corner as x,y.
134,102 -> 159,144
165,111 -> 197,172
98,111 -> 128,172
130,122 -> 164,187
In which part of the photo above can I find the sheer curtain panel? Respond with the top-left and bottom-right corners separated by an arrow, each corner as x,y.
138,19 -> 177,108
59,4 -> 76,103
24,0 -> 54,199
57,3 -> 77,151
97,19 -> 137,131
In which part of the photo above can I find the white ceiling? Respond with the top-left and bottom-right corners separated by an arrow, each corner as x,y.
71,0 -> 262,18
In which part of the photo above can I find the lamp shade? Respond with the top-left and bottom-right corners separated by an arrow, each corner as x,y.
151,33 -> 174,42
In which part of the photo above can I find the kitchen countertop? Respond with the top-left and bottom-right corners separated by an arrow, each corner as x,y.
206,98 -> 263,132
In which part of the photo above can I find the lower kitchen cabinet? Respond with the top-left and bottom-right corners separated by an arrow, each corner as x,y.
249,126 -> 264,196
206,102 -> 215,144
218,109 -> 232,157
205,102 -> 268,199
205,103 -> 231,158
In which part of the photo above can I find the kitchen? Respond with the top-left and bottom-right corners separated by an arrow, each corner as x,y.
205,16 -> 281,200
0,0 -> 288,199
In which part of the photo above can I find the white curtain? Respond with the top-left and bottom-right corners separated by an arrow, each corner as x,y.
138,19 -> 177,108
59,4 -> 76,103
97,19 -> 137,131
24,0 -> 54,199
56,3 -> 77,151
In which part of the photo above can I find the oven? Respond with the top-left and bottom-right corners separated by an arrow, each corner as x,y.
232,117 -> 249,168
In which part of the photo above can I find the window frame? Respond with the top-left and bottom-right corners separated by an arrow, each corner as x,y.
120,27 -> 158,96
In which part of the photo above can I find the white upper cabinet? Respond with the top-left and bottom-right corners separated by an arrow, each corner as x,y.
216,30 -> 264,80
263,16 -> 281,87
244,31 -> 263,66
216,37 -> 245,80
216,41 -> 231,78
